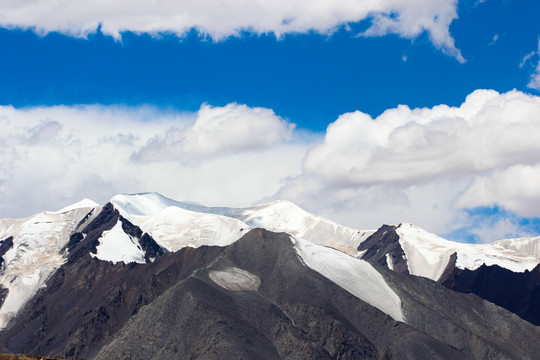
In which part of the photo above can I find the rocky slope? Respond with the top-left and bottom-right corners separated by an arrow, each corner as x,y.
358,223 -> 540,325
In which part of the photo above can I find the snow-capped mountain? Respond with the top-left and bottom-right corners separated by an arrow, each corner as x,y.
359,222 -> 540,281
0,193 -> 539,359
0,199 -> 97,329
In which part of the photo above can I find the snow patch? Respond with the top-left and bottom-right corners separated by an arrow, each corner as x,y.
292,236 -> 404,322
91,221 -> 146,264
209,267 -> 261,291
386,253 -> 394,271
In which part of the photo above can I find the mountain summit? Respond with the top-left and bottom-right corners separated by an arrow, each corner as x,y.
0,193 -> 539,359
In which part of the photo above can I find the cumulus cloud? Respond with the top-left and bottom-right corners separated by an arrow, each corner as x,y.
2,89 -> 540,243
300,89 -> 540,187
273,89 -> 540,238
0,104 -> 307,218
133,103 -> 294,162
0,0 -> 462,61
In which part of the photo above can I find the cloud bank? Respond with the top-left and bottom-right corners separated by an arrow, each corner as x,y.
275,89 -> 540,240
2,89 -> 539,242
0,0 -> 463,61
0,103 -> 307,217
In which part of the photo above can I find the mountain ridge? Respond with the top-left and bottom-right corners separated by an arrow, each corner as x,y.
0,193 -> 539,359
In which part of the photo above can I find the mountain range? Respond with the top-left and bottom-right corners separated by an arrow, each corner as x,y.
0,193 -> 539,359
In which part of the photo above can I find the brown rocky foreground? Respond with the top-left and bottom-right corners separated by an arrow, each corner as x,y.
0,354 -> 64,360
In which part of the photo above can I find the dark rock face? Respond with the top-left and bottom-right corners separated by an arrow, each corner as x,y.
2,222 -> 540,360
65,203 -> 119,262
96,229 -> 540,360
119,215 -> 166,262
382,265 -> 540,360
95,230 -> 407,360
0,244 -> 224,359
0,288 -> 7,311
0,237 -> 14,271
440,262 -> 540,326
358,225 -> 409,274
0,236 -> 14,309
64,232 -> 84,254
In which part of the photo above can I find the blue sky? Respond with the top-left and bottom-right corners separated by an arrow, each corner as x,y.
1,0 -> 538,129
1,0 -> 540,243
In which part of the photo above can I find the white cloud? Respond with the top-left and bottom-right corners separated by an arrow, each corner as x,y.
299,89 -> 540,187
133,103 -> 294,162
458,165 -> 540,218
469,217 -> 530,244
2,89 -> 540,242
488,34 -> 499,46
273,89 -> 540,237
527,40 -> 540,91
0,0 -> 462,61
0,104 -> 307,218
360,0 -> 464,62
520,51 -> 536,68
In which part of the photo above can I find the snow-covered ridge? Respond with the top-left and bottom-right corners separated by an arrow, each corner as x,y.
227,200 -> 374,250
111,192 -> 372,252
0,203 -> 96,330
396,223 -> 540,281
57,199 -> 99,213
292,236 -> 404,322
125,206 -> 248,252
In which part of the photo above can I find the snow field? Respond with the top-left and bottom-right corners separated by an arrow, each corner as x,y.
292,236 -> 404,322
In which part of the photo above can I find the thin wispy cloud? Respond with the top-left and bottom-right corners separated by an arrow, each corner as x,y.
526,39 -> 540,91
520,51 -> 536,68
488,34 -> 500,46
